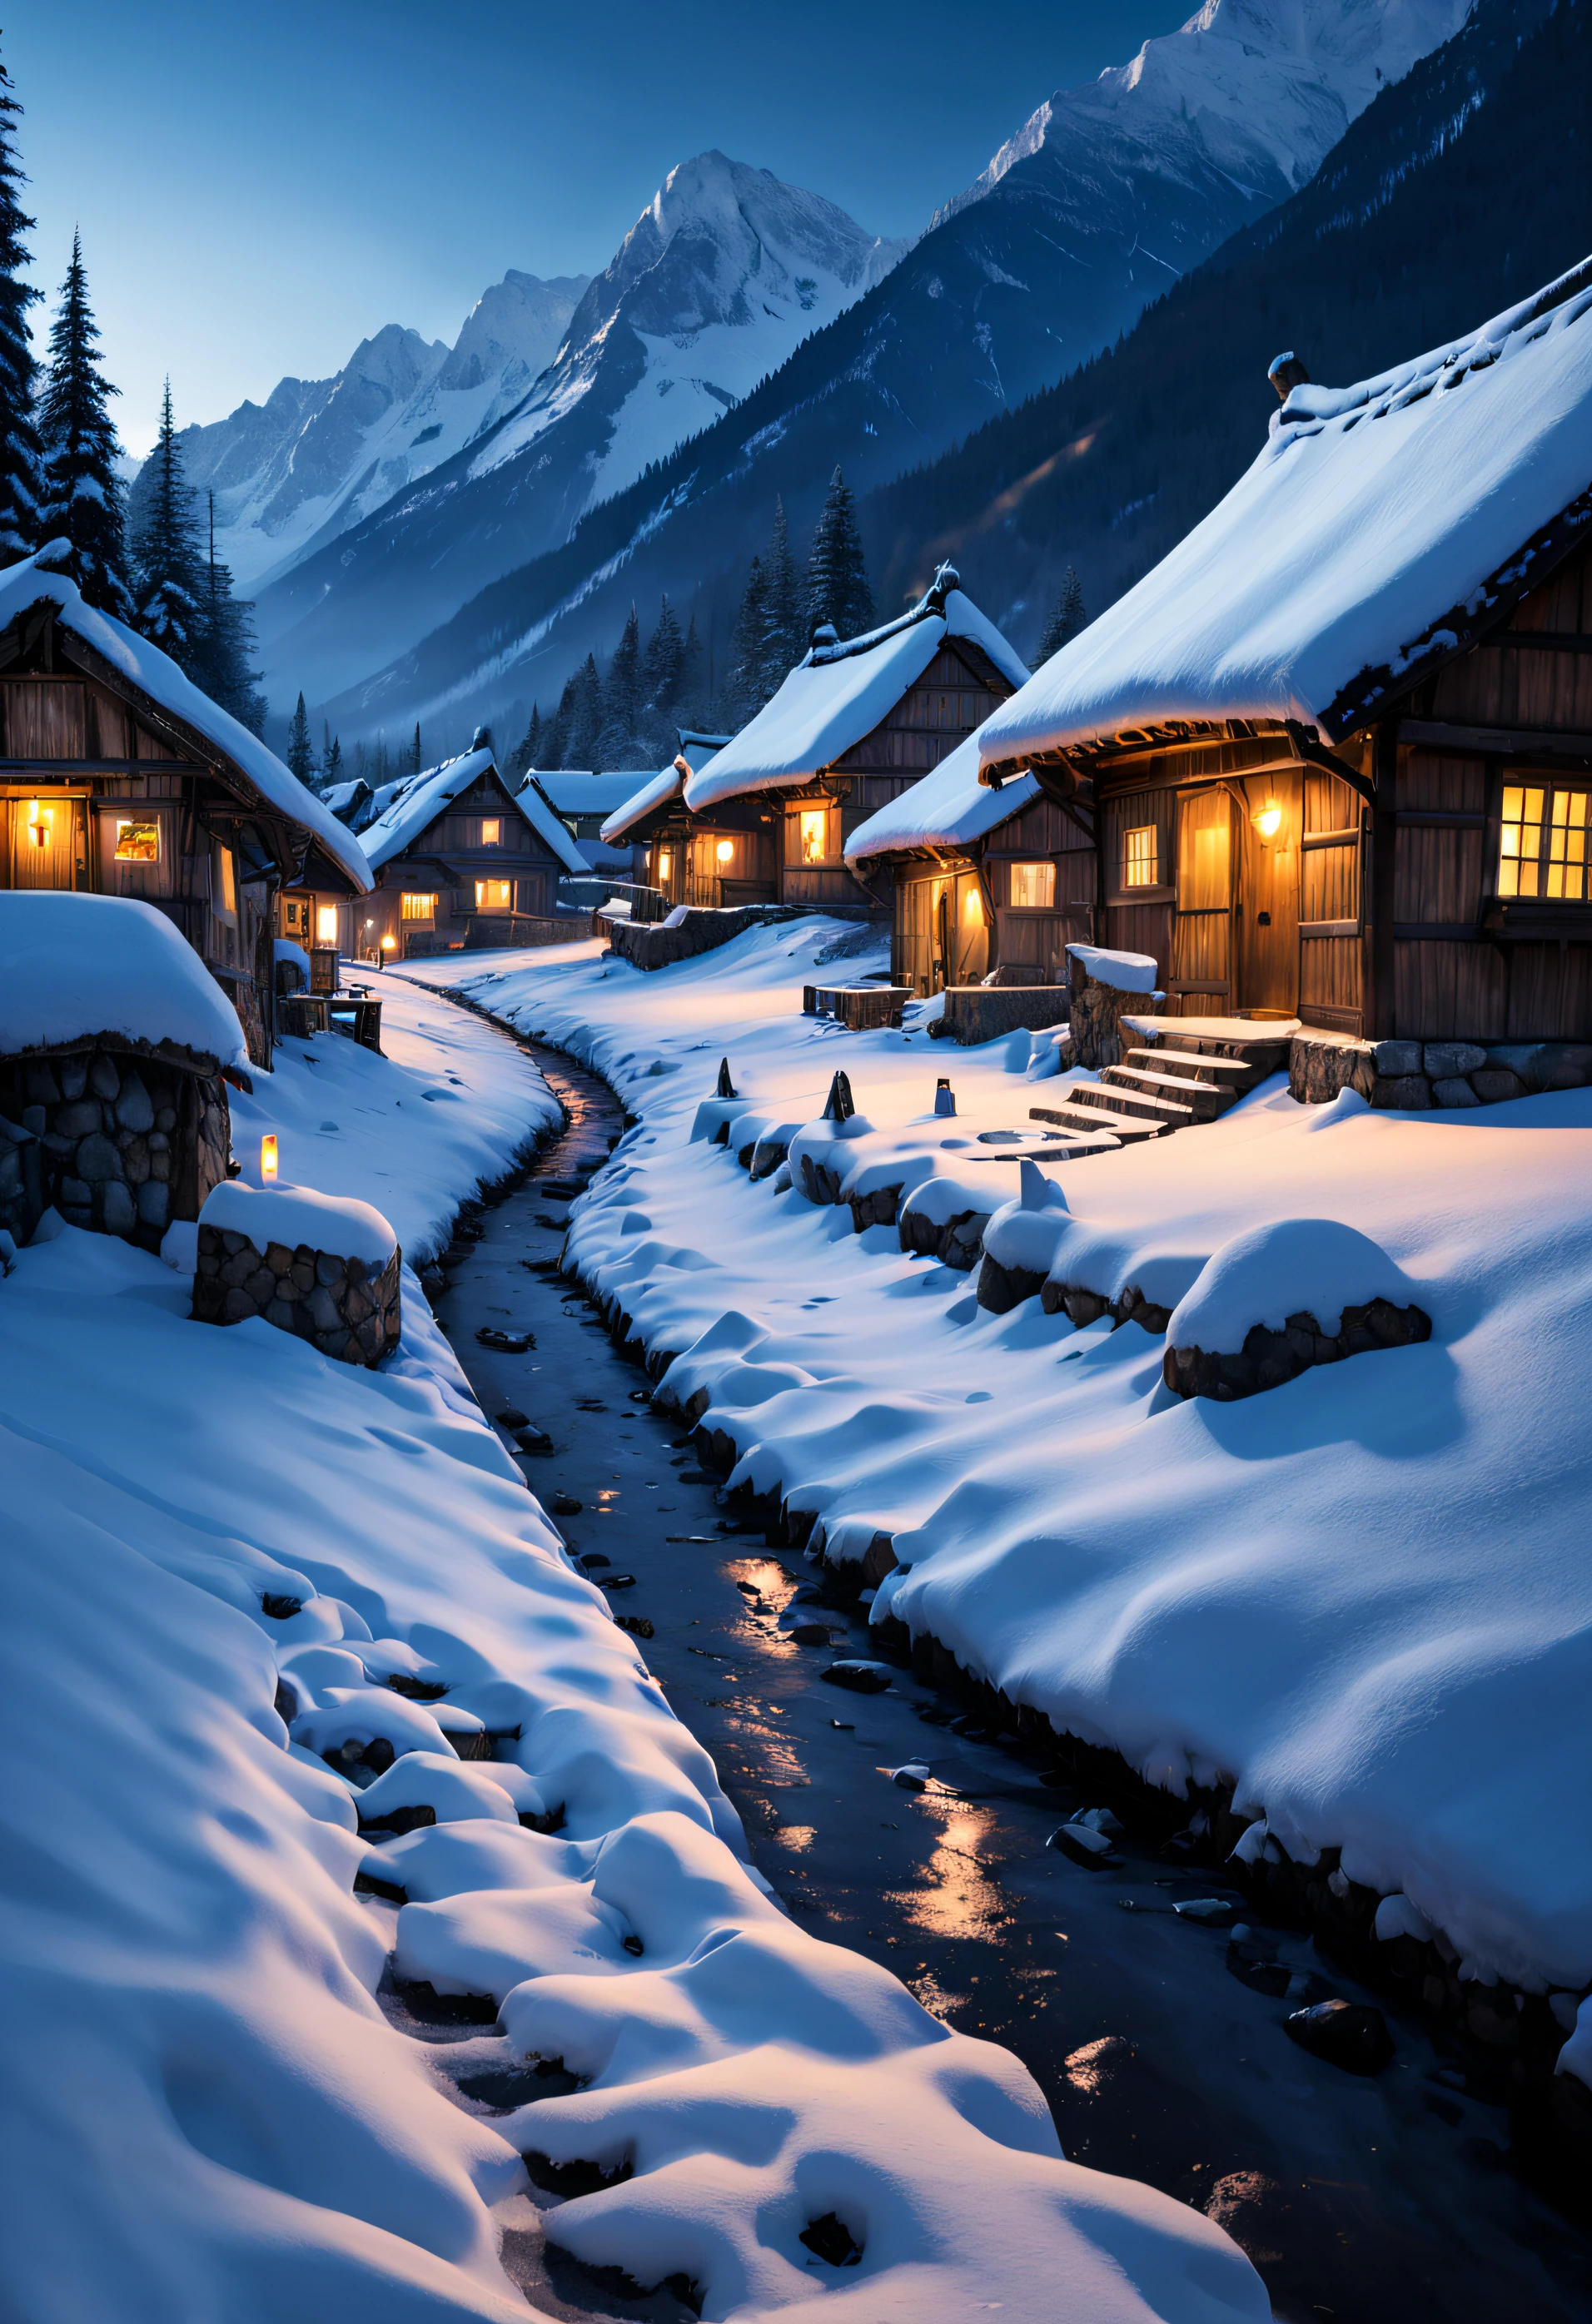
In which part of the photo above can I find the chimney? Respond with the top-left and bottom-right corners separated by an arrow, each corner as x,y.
1267,351 -> 1311,402
809,621 -> 839,653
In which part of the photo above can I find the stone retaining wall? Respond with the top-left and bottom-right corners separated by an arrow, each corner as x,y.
192,1226 -> 400,1366
1164,1299 -> 1431,1401
930,986 -> 1072,1046
0,1044 -> 230,1252
1291,1027 -> 1592,1110
1068,971 -> 1147,1068
607,905 -> 818,973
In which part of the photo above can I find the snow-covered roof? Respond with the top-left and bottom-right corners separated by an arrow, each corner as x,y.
978,256 -> 1592,771
321,778 -> 372,828
845,732 -> 1040,865
361,746 -> 585,875
600,766 -> 683,845
677,730 -> 731,775
685,574 -> 1031,812
523,769 -> 653,818
0,891 -> 251,1073
0,549 -> 371,894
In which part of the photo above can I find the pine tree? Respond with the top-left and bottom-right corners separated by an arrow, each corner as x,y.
510,702 -> 542,776
803,466 -> 873,643
191,493 -> 266,734
564,653 -> 603,769
677,613 -> 704,713
641,594 -> 683,710
286,692 -> 316,786
37,233 -> 132,617
599,603 -> 642,759
0,42 -> 42,564
133,380 -> 202,659
730,555 -> 770,716
323,733 -> 343,784
1035,567 -> 1087,667
763,497 -> 800,688
410,721 -> 422,775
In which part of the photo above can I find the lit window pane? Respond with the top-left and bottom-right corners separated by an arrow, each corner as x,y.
1545,790 -> 1589,900
799,809 -> 827,864
481,818 -> 502,846
475,879 -> 512,910
400,891 -> 437,921
114,817 -> 160,862
1499,787 -> 1545,897
1009,861 -> 1055,909
1123,826 -> 1157,887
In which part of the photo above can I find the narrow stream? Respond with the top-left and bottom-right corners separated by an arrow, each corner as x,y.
432,1026 -> 1592,2324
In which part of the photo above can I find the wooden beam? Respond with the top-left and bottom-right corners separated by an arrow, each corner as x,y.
1400,718 -> 1592,757
1369,722 -> 1398,1039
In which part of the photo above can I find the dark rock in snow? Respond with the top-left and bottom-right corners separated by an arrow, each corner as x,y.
799,2212 -> 863,2267
788,1621 -> 833,1646
477,1327 -> 535,1353
495,1408 -> 529,1428
1285,1997 -> 1395,2075
550,1493 -> 584,1515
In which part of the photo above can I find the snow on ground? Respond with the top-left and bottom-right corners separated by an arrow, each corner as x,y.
5,967 -> 1262,2319
405,924 -> 1592,2009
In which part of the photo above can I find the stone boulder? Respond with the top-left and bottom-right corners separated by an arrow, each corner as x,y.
192,1182 -> 400,1367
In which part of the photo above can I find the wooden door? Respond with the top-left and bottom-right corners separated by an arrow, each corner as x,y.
1237,770 -> 1302,1013
1169,787 -> 1233,1010
1298,771 -> 1366,1032
950,871 -> 989,985
8,794 -> 84,889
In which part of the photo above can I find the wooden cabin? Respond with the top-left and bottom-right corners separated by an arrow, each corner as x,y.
599,733 -> 765,911
0,549 -> 371,1065
680,570 -> 1028,918
354,732 -> 586,957
520,769 -> 650,879
976,259 -> 1592,1063
846,732 -> 1096,994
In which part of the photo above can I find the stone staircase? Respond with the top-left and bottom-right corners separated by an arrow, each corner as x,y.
1029,1024 -> 1294,1145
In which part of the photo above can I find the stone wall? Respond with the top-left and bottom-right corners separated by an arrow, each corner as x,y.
1164,1299 -> 1431,1401
607,905 -> 815,972
1291,1028 -> 1592,1110
192,1225 -> 400,1366
930,986 -> 1072,1046
0,1110 -> 43,1245
0,1045 -> 230,1252
1068,970 -> 1148,1068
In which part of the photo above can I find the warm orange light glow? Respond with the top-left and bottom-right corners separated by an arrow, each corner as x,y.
381,934 -> 397,951
799,808 -> 827,864
715,839 -> 735,863
481,817 -> 502,847
1253,802 -> 1283,840
26,799 -> 52,848
316,906 -> 339,943
657,851 -> 673,880
261,1135 -> 279,1181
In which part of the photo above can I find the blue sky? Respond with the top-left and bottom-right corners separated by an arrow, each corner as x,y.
12,0 -> 1189,452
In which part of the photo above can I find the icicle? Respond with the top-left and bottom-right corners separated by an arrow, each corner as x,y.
823,1070 -> 855,1122
716,1057 -> 737,1100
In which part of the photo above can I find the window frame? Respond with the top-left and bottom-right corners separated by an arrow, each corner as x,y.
474,876 -> 513,912
1495,777 -> 1591,903
1007,859 -> 1057,911
113,814 -> 161,864
480,816 -> 503,848
400,890 -> 439,923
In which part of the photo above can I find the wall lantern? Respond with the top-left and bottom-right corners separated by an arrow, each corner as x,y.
261,1134 -> 280,1181
1252,801 -> 1284,841
715,839 -> 735,863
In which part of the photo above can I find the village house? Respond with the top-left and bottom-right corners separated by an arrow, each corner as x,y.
975,256 -> 1592,1106
518,769 -> 649,878
350,732 -> 586,958
679,570 -> 1028,918
845,728 -> 1096,995
599,732 -> 738,910
0,544 -> 371,1066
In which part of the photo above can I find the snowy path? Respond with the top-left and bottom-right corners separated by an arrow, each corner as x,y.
423,995 -> 1592,2324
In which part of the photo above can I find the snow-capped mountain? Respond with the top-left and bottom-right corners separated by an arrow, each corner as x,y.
315,0 -> 1473,749
251,153 -> 908,708
132,272 -> 589,591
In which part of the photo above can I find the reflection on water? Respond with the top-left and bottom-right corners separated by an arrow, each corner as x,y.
885,1799 -> 1004,1939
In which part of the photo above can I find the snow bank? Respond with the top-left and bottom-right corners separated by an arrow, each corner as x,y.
0,890 -> 251,1070
201,1179 -> 398,1265
2,969 -> 1266,2321
1168,1218 -> 1420,1348
402,921 -> 1592,1996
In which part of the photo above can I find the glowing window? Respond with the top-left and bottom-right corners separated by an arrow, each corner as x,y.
1122,826 -> 1157,887
114,817 -> 160,862
400,891 -> 438,921
1500,784 -> 1587,900
475,878 -> 512,911
715,838 -> 735,863
212,842 -> 237,917
316,905 -> 339,944
25,798 -> 53,848
799,808 -> 828,864
480,817 -> 502,847
1009,861 -> 1054,910
657,851 -> 673,880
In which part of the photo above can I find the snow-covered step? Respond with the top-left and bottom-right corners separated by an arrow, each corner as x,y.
1102,1064 -> 1236,1120
1068,1079 -> 1201,1129
1027,1100 -> 1167,1143
1120,1046 -> 1256,1089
